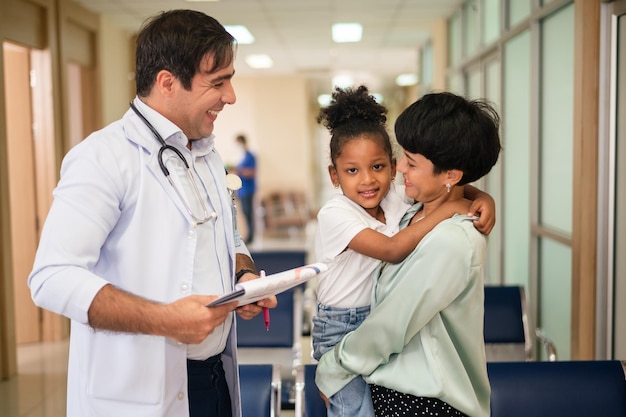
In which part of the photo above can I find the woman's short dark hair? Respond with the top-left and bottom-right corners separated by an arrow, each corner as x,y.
135,9 -> 236,97
395,92 -> 502,185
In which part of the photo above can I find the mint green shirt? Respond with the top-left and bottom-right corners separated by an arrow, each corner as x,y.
316,204 -> 490,417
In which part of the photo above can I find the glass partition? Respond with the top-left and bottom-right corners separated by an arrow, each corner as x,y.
508,0 -> 531,28
539,4 -> 574,235
539,237 -> 572,360
483,0 -> 501,45
502,30 -> 531,288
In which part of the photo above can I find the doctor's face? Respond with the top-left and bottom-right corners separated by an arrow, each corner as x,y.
169,54 -> 236,140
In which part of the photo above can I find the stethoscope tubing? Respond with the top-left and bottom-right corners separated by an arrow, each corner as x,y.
129,100 -> 213,225
130,101 -> 190,176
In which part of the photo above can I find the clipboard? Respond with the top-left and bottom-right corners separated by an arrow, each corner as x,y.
207,262 -> 328,307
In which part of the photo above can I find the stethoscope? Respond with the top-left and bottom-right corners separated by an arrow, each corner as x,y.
130,101 -> 217,225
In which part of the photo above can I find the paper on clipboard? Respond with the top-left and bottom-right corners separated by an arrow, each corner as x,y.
207,262 -> 328,307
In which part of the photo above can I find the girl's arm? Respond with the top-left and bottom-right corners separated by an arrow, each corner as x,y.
464,185 -> 496,235
348,198 -> 470,264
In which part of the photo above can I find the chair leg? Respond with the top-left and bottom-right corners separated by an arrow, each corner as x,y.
271,364 -> 282,417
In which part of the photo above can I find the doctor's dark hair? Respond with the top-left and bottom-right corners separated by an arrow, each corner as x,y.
317,85 -> 392,167
395,92 -> 502,185
135,9 -> 236,97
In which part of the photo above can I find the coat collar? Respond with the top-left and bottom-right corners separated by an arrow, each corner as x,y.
124,97 -> 216,156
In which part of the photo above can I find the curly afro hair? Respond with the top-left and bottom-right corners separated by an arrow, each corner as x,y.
317,85 -> 393,166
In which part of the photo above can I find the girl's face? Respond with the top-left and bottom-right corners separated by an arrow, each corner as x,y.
329,137 -> 395,218
396,150 -> 448,204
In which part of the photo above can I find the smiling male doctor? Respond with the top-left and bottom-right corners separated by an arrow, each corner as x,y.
28,9 -> 275,417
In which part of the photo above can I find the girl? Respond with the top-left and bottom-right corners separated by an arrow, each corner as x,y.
312,86 -> 494,417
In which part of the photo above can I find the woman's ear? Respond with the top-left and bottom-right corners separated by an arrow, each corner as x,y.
446,169 -> 463,186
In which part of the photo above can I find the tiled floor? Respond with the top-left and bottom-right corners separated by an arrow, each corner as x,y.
0,229 -> 315,417
0,341 -> 68,417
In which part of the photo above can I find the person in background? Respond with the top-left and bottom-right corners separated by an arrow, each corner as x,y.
28,9 -> 275,417
316,91 -> 502,417
235,134 -> 257,244
312,86 -> 496,417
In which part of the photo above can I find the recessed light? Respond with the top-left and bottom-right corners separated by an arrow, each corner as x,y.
332,74 -> 353,88
317,94 -> 332,107
224,25 -> 255,44
396,73 -> 418,86
332,23 -> 362,43
245,54 -> 273,69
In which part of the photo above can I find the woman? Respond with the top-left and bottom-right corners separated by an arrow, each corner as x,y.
315,92 -> 502,417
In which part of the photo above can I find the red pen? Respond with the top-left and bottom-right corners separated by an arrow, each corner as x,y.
260,270 -> 270,331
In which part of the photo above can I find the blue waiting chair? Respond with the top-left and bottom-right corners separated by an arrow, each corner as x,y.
239,364 -> 282,417
237,250 -> 308,406
487,360 -> 626,417
294,363 -> 327,417
237,250 -> 307,350
484,285 -> 557,361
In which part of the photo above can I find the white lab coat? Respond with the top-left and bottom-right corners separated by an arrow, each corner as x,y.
29,101 -> 246,417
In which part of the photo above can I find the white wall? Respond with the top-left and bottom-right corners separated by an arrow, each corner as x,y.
99,15 -> 134,126
214,76 -> 315,202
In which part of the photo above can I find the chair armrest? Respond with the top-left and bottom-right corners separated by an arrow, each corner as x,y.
535,328 -> 558,361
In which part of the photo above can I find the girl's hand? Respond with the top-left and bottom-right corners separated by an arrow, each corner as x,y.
468,194 -> 496,235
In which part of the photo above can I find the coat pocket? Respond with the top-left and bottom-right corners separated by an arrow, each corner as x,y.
87,332 -> 165,405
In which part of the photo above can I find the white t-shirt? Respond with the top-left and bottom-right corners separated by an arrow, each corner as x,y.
315,184 -> 411,308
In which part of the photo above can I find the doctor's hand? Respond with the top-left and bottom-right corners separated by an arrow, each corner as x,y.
163,295 -> 237,345
234,272 -> 278,320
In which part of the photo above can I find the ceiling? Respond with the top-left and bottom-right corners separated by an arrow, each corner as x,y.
72,0 -> 462,98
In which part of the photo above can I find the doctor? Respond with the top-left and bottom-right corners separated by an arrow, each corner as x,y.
28,9 -> 275,417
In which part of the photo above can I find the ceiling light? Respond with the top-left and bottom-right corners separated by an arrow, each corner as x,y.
317,94 -> 332,107
395,73 -> 419,86
224,25 -> 255,44
185,0 -> 219,2
332,23 -> 362,43
245,54 -> 273,69
332,74 -> 353,88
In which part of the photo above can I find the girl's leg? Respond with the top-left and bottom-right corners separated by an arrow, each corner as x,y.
327,376 -> 374,417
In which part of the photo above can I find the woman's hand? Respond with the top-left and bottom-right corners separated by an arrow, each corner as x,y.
320,391 -> 329,407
